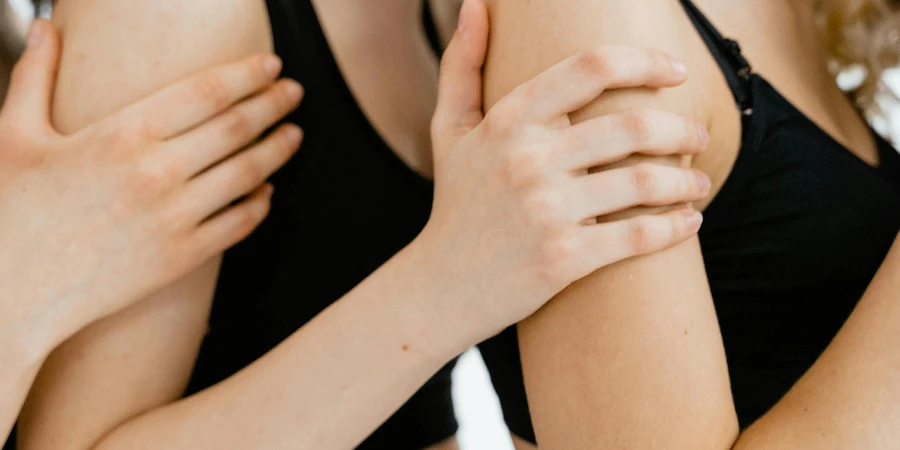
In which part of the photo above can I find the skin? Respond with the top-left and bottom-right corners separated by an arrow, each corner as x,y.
0,20 -> 302,439
16,1 -> 711,449
482,0 -> 898,448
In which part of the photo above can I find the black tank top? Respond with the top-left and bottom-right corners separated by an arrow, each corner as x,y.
682,0 -> 900,427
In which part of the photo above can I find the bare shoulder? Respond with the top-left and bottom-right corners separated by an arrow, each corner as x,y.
482,0 -> 740,209
483,0 -> 701,108
50,0 -> 273,132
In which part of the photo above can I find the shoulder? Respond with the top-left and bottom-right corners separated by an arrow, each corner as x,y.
482,0 -> 712,118
51,0 -> 274,132
482,0 -> 740,202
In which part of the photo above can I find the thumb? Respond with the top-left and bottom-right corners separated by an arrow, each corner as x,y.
1,20 -> 61,134
431,0 -> 489,142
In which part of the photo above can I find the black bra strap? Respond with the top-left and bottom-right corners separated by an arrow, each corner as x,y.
679,0 -> 754,114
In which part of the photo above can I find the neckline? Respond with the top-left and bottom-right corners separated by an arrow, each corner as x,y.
679,0 -> 885,172
302,0 -> 434,191
701,74 -> 900,222
755,75 -> 889,173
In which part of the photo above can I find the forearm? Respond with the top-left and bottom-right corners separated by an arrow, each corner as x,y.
735,235 -> 900,449
90,239 -> 471,450
0,287 -> 81,438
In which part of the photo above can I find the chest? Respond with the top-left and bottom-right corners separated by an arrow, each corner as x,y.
311,0 -> 440,179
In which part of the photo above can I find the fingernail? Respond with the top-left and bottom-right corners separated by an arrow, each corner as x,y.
695,170 -> 711,193
683,209 -> 704,231
266,184 -> 275,197
671,57 -> 687,76
457,0 -> 471,34
697,124 -> 709,150
27,20 -> 46,48
263,55 -> 282,77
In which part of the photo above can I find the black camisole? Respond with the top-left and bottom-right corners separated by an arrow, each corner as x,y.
683,0 -> 900,427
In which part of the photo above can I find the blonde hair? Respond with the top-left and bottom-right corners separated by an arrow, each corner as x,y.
819,0 -> 900,117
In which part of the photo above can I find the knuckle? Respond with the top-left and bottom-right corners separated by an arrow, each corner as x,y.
234,161 -> 265,188
630,163 -> 660,198
502,147 -> 548,186
132,157 -> 179,200
619,110 -> 651,142
223,111 -> 254,141
108,119 -> 154,154
576,49 -> 615,78
626,217 -> 664,254
626,218 -> 652,253
192,74 -> 231,110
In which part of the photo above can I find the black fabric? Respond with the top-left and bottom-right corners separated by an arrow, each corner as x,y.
680,0 -> 900,428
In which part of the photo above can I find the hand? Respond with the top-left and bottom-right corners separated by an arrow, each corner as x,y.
419,0 -> 710,339
0,21 -> 303,351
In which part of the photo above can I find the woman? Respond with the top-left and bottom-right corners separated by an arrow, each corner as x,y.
9,1 -> 710,450
0,19 -> 302,439
482,0 -> 900,447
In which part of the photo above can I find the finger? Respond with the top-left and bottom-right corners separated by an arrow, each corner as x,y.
193,184 -> 274,258
165,79 -> 303,177
1,20 -> 61,133
513,46 -> 688,123
562,109 -> 708,171
180,124 -> 301,221
112,54 -> 286,139
583,208 -> 703,270
572,164 -> 711,220
431,0 -> 489,140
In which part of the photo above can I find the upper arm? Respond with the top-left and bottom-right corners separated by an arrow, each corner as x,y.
17,1 -> 272,449
482,0 -> 738,447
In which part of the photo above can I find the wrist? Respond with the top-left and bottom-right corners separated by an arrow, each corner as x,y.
0,314 -> 53,379
392,234 -> 493,356
0,293 -> 79,371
